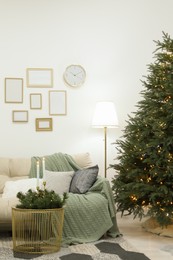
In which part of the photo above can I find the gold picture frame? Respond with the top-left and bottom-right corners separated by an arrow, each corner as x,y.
26,68 -> 53,88
49,90 -> 67,116
30,93 -> 42,109
12,110 -> 28,123
5,78 -> 23,103
35,118 -> 53,131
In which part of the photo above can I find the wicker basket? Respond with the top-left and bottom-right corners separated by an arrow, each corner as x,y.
12,207 -> 64,254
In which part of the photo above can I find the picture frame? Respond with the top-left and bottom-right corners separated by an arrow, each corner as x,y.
26,68 -> 53,88
12,110 -> 28,123
49,90 -> 67,116
35,118 -> 53,131
5,78 -> 23,103
30,93 -> 42,109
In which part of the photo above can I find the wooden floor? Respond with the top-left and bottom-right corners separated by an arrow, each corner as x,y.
116,212 -> 173,260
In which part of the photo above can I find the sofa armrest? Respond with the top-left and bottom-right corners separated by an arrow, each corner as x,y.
88,176 -> 116,217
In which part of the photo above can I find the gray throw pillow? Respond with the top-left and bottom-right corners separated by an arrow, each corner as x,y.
69,165 -> 99,194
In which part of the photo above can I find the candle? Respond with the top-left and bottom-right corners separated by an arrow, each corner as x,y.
42,157 -> 45,181
36,161 -> 39,187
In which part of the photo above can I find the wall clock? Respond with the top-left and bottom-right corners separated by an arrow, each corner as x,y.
63,65 -> 86,87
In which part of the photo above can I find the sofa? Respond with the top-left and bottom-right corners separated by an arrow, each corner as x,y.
0,152 -> 121,245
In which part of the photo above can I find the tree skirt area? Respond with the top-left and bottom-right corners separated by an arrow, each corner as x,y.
142,217 -> 173,237
0,232 -> 150,260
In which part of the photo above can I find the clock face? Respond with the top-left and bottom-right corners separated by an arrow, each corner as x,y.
63,65 -> 86,87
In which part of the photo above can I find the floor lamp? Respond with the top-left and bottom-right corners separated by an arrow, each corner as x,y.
92,101 -> 119,178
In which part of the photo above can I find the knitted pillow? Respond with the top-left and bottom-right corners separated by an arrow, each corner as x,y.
69,165 -> 99,194
44,170 -> 74,194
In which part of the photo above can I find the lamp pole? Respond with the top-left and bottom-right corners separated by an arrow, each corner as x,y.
104,126 -> 107,178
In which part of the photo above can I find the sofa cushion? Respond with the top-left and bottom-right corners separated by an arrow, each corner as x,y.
44,170 -> 74,195
10,158 -> 31,177
0,197 -> 19,222
2,178 -> 37,198
0,158 -> 10,176
0,176 -> 29,194
0,175 -> 10,194
69,165 -> 99,194
71,152 -> 93,168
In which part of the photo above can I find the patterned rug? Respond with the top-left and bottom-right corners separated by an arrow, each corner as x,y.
0,232 -> 150,260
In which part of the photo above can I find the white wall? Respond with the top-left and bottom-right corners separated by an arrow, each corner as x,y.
0,0 -> 173,180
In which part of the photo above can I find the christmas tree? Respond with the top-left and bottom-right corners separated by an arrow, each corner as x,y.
111,32 -> 173,227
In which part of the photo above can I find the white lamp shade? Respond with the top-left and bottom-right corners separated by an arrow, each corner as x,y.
92,101 -> 119,128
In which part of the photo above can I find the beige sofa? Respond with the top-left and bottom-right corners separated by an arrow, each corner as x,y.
0,152 -> 121,244
0,152 -> 92,230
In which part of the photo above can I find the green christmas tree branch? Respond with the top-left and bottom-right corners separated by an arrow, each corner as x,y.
111,32 -> 173,227
16,188 -> 68,209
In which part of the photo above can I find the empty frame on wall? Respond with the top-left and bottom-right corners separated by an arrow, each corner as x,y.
12,110 -> 28,122
35,118 -> 53,131
49,90 -> 67,115
4,67 -> 68,131
5,78 -> 23,103
26,68 -> 53,87
30,93 -> 42,109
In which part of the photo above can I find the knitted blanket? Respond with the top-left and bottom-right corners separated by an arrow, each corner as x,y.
62,176 -> 121,244
29,153 -> 121,244
29,152 -> 81,178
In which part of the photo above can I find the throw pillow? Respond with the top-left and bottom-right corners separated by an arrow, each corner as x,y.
0,175 -> 10,194
71,152 -> 93,168
44,170 -> 74,194
69,165 -> 99,194
2,178 -> 37,198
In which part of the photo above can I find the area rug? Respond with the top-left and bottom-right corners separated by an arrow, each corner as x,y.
0,232 -> 150,260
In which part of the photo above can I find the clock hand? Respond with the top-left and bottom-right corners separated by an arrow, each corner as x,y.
69,71 -> 83,77
75,71 -> 82,75
69,72 -> 75,76
76,75 -> 82,79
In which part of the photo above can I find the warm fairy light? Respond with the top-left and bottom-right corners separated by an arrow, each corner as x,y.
168,153 -> 173,161
130,195 -> 137,201
150,165 -> 154,169
164,96 -> 171,103
147,177 -> 151,182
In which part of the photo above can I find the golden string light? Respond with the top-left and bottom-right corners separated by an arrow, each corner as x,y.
164,95 -> 171,103
147,177 -> 151,182
130,195 -> 137,202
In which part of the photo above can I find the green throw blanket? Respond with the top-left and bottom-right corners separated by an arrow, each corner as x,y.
29,152 -> 121,244
62,176 -> 121,244
29,152 -> 81,178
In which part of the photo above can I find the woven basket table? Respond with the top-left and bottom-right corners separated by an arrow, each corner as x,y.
12,207 -> 64,254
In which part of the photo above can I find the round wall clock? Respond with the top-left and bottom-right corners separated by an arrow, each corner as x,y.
63,64 -> 86,87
